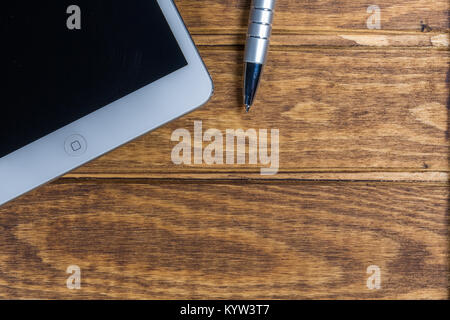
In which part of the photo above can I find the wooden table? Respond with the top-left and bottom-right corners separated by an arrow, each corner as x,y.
0,0 -> 448,299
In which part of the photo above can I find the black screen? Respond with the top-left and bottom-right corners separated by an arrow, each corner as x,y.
1,1 -> 187,158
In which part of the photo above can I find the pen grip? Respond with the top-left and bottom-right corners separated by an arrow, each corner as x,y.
244,0 -> 276,64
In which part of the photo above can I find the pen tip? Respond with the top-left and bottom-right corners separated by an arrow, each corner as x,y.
245,105 -> 251,113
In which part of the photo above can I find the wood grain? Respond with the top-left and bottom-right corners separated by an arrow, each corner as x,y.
0,0 -> 448,300
193,32 -> 450,47
177,0 -> 449,33
0,180 -> 447,299
70,48 -> 449,177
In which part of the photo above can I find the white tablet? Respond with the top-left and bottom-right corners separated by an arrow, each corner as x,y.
0,0 -> 213,206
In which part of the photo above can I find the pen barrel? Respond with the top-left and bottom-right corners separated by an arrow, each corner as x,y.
244,0 -> 276,64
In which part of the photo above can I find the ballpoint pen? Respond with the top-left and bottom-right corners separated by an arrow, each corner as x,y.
243,0 -> 276,112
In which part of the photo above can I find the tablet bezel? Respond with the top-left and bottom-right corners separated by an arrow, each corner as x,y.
0,0 -> 213,206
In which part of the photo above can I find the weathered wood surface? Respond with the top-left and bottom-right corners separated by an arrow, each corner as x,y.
177,0 -> 449,32
0,181 -> 447,299
71,48 -> 449,177
0,0 -> 448,299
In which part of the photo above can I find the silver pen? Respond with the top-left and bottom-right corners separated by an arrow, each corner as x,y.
243,0 -> 276,112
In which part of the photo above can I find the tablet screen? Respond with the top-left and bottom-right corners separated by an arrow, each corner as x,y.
1,1 -> 188,158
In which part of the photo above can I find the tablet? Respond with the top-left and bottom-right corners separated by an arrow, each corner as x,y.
0,0 -> 213,206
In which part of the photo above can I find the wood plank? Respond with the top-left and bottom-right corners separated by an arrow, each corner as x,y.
176,0 -> 450,33
69,48 -> 449,177
0,180 -> 447,299
192,32 -> 449,47
65,171 -> 449,182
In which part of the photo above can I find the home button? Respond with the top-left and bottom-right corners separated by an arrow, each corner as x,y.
65,134 -> 87,157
